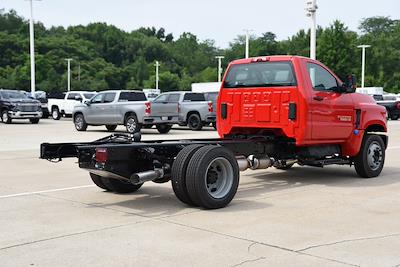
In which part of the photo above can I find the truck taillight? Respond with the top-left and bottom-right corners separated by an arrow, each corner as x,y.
208,101 -> 213,113
95,148 -> 108,163
145,102 -> 151,115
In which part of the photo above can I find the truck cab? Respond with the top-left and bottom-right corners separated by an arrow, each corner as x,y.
217,56 -> 387,157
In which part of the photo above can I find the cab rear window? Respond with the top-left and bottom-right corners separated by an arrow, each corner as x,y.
119,92 -> 147,102
183,93 -> 205,101
224,62 -> 296,88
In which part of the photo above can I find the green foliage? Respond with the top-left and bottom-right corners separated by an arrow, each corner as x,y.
0,9 -> 399,93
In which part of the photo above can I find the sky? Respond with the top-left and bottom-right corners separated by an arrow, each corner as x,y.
1,0 -> 399,48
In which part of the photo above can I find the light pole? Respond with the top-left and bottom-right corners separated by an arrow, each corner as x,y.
215,56 -> 225,82
65,58 -> 73,91
154,61 -> 160,90
357,45 -> 371,88
243,29 -> 253,58
306,0 -> 318,60
28,0 -> 40,97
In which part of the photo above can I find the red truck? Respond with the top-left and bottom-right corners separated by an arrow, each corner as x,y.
41,56 -> 388,209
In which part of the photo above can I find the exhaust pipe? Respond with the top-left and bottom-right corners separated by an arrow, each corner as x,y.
236,155 -> 273,171
130,169 -> 163,185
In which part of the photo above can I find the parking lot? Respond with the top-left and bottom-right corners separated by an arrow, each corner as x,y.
0,119 -> 400,266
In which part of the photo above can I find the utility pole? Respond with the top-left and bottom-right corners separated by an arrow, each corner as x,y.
28,0 -> 40,97
65,58 -> 73,91
215,56 -> 225,82
243,29 -> 253,58
306,0 -> 318,60
357,45 -> 371,88
155,61 -> 160,90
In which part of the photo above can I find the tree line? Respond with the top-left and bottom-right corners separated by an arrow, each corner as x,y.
0,9 -> 399,93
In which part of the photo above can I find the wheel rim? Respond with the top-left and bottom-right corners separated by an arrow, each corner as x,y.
126,118 -> 137,133
75,115 -> 84,129
367,141 -> 383,171
2,112 -> 8,122
189,116 -> 199,128
52,109 -> 58,119
204,157 -> 234,199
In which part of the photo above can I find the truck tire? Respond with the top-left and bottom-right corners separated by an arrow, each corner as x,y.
90,173 -> 109,190
1,110 -> 12,124
390,114 -> 399,120
212,122 -> 217,130
186,145 -> 240,209
156,124 -> 172,134
106,125 -> 117,131
275,163 -> 295,170
30,118 -> 40,124
354,134 -> 385,178
143,124 -> 153,129
52,107 -> 61,120
187,113 -> 203,131
74,113 -> 88,131
100,177 -> 143,193
171,144 -> 204,206
125,114 -> 141,133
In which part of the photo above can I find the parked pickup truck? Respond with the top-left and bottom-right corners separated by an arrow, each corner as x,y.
41,56 -> 388,209
72,90 -> 172,134
144,91 -> 215,131
48,91 -> 96,120
0,89 -> 42,124
375,95 -> 400,120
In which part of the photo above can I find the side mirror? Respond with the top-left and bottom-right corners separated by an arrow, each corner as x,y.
344,74 -> 357,93
84,100 -> 91,106
75,95 -> 83,102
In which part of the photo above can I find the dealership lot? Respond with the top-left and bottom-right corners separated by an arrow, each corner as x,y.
1,119 -> 400,267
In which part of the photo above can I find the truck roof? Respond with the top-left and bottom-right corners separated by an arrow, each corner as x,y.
230,55 -> 309,65
98,90 -> 145,94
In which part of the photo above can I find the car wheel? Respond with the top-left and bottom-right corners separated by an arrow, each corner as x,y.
1,110 -> 12,124
90,173 -> 110,190
74,113 -> 88,131
185,145 -> 240,209
390,114 -> 399,120
105,125 -> 117,131
171,144 -> 204,206
52,107 -> 61,120
188,113 -> 203,131
125,114 -> 141,133
156,124 -> 172,134
30,118 -> 40,124
354,134 -> 385,178
212,121 -> 217,130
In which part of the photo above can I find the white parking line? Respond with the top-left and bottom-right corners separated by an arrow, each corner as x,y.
0,185 -> 95,199
387,146 -> 400,150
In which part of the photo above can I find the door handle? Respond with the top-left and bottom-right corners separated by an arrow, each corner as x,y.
313,96 -> 324,101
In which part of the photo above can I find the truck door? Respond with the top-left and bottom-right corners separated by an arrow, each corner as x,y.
64,93 -> 82,114
307,62 -> 354,141
151,93 -> 179,119
99,92 -> 117,123
85,93 -> 104,124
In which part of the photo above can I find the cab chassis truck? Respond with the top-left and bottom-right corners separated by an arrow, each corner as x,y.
40,56 -> 388,209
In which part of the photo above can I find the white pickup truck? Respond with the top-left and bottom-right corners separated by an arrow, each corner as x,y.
48,91 -> 96,120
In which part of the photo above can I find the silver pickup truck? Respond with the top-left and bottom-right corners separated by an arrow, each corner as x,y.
72,90 -> 173,134
143,91 -> 216,131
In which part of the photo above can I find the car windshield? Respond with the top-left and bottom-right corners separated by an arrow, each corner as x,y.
83,93 -> 96,99
1,91 -> 29,99
224,61 -> 296,88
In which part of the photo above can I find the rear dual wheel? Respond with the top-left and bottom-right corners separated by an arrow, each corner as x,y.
172,145 -> 239,209
90,173 -> 143,193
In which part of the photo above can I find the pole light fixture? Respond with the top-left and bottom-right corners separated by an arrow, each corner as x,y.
357,45 -> 371,88
215,56 -> 225,82
306,0 -> 318,60
154,61 -> 160,90
28,0 -> 41,96
243,29 -> 253,59
65,58 -> 73,92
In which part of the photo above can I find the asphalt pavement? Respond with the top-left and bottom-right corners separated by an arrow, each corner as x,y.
1,119 -> 400,267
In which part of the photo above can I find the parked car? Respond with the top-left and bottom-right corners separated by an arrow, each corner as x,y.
204,92 -> 218,129
376,95 -> 400,120
48,91 -> 96,120
0,89 -> 42,124
72,90 -> 172,134
144,91 -> 215,131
